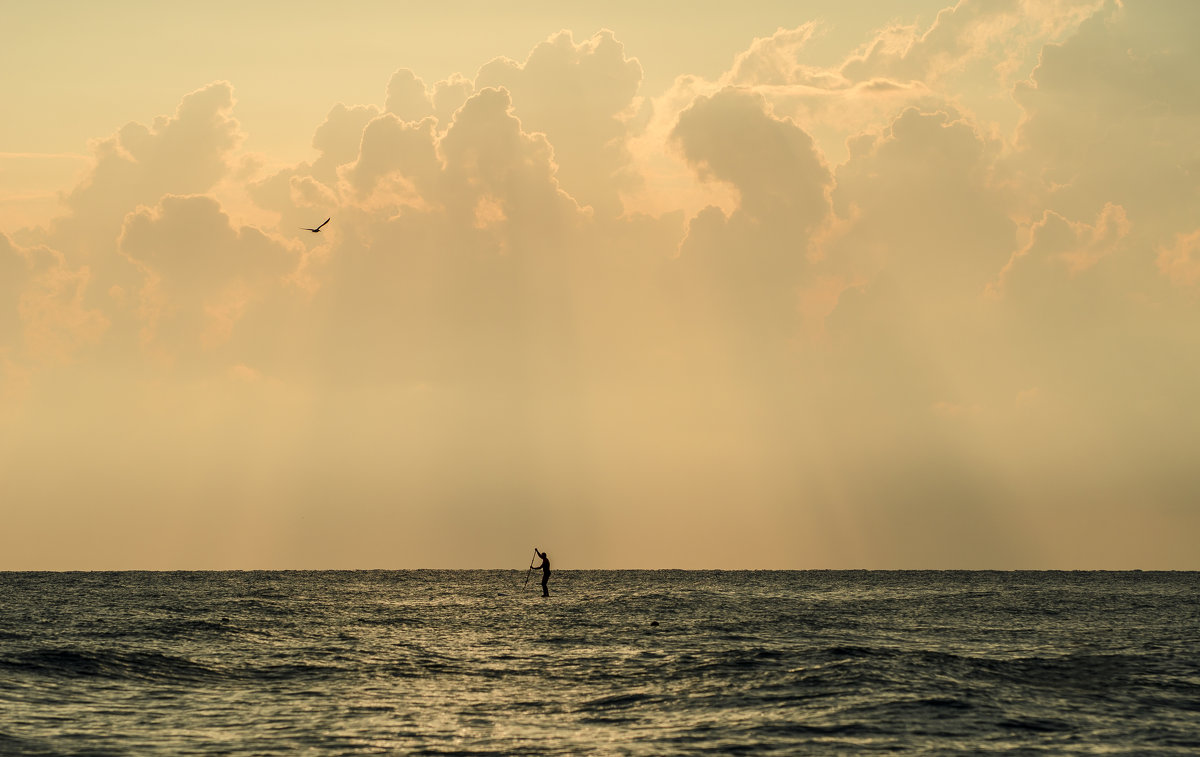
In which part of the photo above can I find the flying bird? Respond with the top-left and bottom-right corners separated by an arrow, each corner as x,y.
302,218 -> 330,233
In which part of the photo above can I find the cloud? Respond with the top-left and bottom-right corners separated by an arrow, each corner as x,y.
342,114 -> 439,203
1014,0 -> 1200,228
59,82 -> 241,239
997,203 -> 1130,299
0,153 -> 90,230
121,195 -> 293,289
117,194 -> 299,359
20,81 -> 249,344
430,74 -> 475,127
673,87 -> 830,226
1157,230 -> 1200,289
989,202 -> 1139,386
828,107 -> 1013,293
384,68 -> 434,122
0,232 -> 109,366
664,86 -> 833,370
842,0 -> 1023,83
309,103 -> 382,187
476,30 -> 645,217
841,0 -> 1102,85
726,24 -> 822,87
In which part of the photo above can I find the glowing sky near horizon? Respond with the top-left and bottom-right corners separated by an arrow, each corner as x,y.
3,0 -> 1199,569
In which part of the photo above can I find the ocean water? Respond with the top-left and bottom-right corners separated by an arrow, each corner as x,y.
1,571 -> 1197,755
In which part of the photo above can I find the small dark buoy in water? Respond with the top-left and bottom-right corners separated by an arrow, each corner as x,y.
650,621 -> 659,627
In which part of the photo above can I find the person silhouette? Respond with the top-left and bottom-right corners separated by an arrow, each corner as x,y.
533,548 -> 551,597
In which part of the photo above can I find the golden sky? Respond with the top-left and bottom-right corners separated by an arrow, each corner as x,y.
3,1 -> 1198,569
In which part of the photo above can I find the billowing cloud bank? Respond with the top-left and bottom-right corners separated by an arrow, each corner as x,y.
3,1 -> 1198,568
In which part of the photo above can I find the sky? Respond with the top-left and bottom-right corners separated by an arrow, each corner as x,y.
2,0 -> 1198,570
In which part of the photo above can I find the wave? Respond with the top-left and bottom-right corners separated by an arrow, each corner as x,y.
1,647 -> 220,684
580,691 -> 660,710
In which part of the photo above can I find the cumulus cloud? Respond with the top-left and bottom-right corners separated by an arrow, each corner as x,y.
384,68 -> 434,123
998,203 -> 1130,298
1014,0 -> 1200,228
117,194 -> 299,357
726,24 -> 823,87
309,103 -> 382,187
829,107 -> 1013,291
842,0 -> 1022,84
842,0 -> 1103,84
667,87 -> 832,358
342,114 -> 440,203
476,30 -> 645,217
674,88 -> 830,226
59,82 -> 241,239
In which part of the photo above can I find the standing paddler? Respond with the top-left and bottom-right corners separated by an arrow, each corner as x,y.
533,548 -> 551,597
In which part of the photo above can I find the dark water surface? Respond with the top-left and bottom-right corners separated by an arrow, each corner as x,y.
1,571 -> 1197,755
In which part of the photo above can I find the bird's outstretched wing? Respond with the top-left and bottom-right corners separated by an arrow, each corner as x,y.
300,218 -> 331,232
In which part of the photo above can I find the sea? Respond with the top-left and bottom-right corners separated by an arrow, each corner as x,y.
1,570 -> 1197,755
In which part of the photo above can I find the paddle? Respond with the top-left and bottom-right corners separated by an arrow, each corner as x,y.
522,548 -> 537,590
